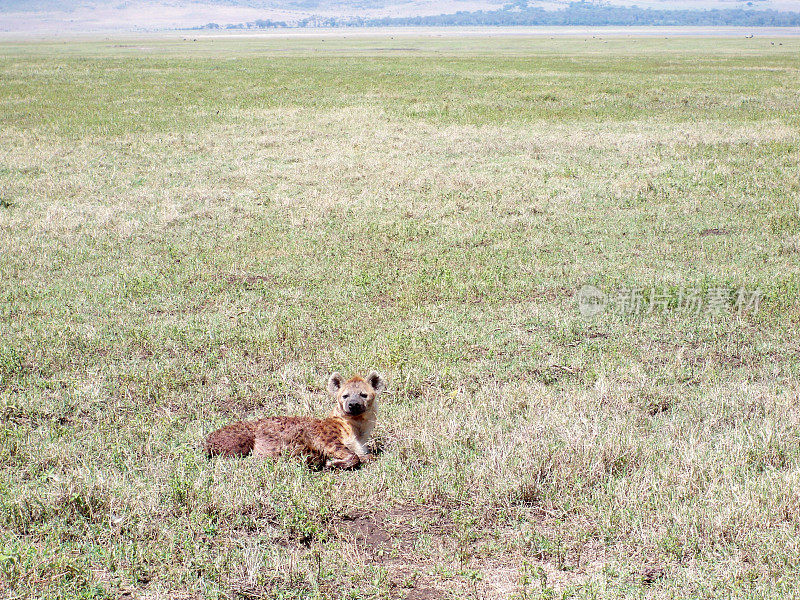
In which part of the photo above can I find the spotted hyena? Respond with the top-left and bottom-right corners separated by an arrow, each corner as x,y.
204,372 -> 385,469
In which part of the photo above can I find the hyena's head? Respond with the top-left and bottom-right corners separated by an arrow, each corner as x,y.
328,371 -> 385,418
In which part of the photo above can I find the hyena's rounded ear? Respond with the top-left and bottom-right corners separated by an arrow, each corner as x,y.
327,372 -> 343,395
366,371 -> 386,394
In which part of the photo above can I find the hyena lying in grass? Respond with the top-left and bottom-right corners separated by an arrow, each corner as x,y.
205,372 -> 385,469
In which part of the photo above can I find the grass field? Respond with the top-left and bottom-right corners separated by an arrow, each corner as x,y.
0,33 -> 799,599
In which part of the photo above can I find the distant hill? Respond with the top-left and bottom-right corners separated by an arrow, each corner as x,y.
363,2 -> 800,28
1,0 -> 799,33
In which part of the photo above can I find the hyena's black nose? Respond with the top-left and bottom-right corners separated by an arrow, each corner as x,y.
346,401 -> 365,415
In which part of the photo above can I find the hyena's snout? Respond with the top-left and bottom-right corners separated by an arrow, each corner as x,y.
343,398 -> 366,415
342,392 -> 368,416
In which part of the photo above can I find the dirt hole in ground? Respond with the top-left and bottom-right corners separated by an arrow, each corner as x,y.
338,505 -> 616,598
335,505 -> 451,598
699,227 -> 730,237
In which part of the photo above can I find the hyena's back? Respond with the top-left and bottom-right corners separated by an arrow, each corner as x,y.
204,416 -> 326,461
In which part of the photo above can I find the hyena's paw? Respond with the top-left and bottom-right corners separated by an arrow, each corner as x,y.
325,455 -> 361,470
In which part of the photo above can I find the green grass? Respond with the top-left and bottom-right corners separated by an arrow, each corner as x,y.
0,33 -> 799,599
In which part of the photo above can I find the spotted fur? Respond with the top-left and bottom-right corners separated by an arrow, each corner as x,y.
204,372 -> 385,469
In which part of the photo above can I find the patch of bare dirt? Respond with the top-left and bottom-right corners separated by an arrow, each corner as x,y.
699,227 -> 731,237
406,587 -> 445,600
220,273 -> 277,288
482,519 -> 609,598
639,564 -> 667,585
334,506 -> 612,599
335,505 -> 453,598
338,505 -> 448,559
374,292 -> 397,308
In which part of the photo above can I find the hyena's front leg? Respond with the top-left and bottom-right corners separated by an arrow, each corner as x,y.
303,424 -> 362,469
320,439 -> 361,469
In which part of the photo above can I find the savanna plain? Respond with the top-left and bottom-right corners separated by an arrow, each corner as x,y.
0,33 -> 799,600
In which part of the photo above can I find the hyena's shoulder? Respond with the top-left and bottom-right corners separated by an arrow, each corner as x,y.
309,416 -> 366,457
311,417 -> 349,442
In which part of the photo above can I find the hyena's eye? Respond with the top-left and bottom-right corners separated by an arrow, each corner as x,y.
359,392 -> 367,398
343,394 -> 349,399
